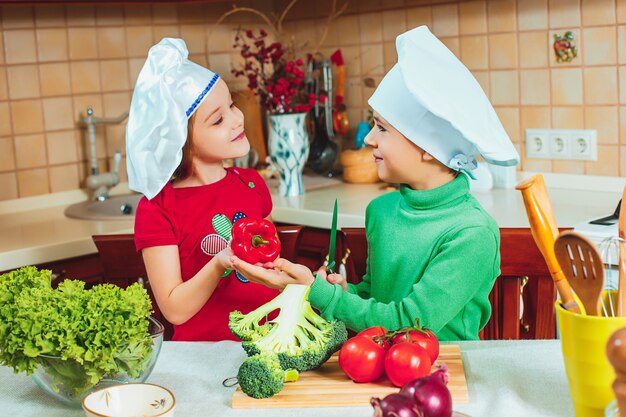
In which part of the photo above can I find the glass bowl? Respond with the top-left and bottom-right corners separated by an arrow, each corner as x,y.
31,316 -> 164,408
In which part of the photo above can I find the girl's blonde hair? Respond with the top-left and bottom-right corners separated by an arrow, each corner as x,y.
173,114 -> 196,181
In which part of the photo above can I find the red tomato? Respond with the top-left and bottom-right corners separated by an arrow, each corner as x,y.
339,336 -> 387,383
391,329 -> 439,363
357,326 -> 387,339
384,342 -> 432,387
357,326 -> 391,350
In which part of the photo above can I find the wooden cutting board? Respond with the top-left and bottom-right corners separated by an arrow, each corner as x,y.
232,344 -> 468,409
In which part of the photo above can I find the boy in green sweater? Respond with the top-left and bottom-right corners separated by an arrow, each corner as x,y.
232,26 -> 519,340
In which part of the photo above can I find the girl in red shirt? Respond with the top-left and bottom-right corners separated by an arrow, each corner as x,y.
126,38 -> 278,341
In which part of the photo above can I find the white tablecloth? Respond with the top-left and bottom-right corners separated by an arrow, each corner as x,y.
0,340 -> 574,417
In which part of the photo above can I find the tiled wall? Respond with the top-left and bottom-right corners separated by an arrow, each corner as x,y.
0,2 -> 264,200
280,0 -> 626,179
1,0 -> 626,201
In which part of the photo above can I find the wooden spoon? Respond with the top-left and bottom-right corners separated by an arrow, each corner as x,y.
618,187 -> 626,316
516,175 -> 579,312
554,231 -> 605,316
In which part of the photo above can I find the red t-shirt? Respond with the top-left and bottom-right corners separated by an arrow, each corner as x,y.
134,167 -> 280,341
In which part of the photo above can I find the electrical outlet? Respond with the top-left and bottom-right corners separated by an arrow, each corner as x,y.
525,129 -> 551,159
549,130 -> 570,158
569,129 -> 597,161
525,128 -> 597,161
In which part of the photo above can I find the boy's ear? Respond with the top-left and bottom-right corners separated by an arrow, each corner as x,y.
422,151 -> 435,161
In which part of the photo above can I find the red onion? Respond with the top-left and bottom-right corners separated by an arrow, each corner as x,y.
371,394 -> 424,417
398,366 -> 452,417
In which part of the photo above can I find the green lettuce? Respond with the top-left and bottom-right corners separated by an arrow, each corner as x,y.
0,266 -> 153,396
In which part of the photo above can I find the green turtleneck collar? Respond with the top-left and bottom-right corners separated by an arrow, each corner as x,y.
399,174 -> 470,211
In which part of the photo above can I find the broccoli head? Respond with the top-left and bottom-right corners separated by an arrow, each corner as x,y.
231,284 -> 348,372
237,354 -> 298,399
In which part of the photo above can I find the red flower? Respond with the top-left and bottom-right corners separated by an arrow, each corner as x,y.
232,27 -> 312,114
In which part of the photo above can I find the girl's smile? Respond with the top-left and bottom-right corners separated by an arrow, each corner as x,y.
232,131 -> 246,142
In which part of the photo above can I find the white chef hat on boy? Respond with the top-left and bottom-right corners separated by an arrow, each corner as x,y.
126,38 -> 220,199
368,26 -> 519,178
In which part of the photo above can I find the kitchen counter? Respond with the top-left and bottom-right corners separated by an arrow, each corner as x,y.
0,171 -> 624,271
0,339 -> 574,417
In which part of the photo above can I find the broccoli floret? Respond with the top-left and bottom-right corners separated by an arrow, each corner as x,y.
237,354 -> 298,399
326,320 -> 349,359
229,310 -> 272,342
231,284 -> 348,372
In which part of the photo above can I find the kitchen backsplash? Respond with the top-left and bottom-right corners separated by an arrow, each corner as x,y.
0,0 -> 625,200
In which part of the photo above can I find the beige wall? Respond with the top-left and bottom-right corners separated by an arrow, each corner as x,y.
1,0 -> 626,201
0,1 -> 264,200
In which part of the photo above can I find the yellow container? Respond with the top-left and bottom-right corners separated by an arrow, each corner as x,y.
556,302 -> 626,417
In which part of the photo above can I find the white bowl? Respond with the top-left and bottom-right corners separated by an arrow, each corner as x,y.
82,383 -> 175,417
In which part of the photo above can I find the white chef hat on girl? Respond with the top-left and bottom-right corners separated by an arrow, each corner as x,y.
126,38 -> 220,199
368,26 -> 519,178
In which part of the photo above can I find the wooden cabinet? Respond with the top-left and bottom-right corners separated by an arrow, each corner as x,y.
281,225 -> 558,340
2,253 -> 125,291
23,254 -> 105,288
3,224 -> 557,341
291,226 -> 341,272
499,228 -> 559,340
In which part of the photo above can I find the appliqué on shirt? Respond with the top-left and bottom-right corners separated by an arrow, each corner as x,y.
234,271 -> 249,283
200,212 -> 250,283
232,211 -> 247,224
200,234 -> 228,256
211,214 -> 232,239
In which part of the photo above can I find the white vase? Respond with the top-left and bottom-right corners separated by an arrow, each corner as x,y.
268,112 -> 310,197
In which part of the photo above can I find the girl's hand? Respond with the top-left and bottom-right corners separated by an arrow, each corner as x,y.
214,247 -> 234,271
231,256 -> 315,290
315,267 -> 348,291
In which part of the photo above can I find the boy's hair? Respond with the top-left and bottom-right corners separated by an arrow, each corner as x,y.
173,114 -> 196,181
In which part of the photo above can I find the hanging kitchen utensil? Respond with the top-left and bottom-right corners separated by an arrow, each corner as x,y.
516,175 -> 580,313
307,59 -> 338,175
306,59 -> 326,168
330,49 -> 349,136
322,60 -> 335,144
554,231 -> 605,316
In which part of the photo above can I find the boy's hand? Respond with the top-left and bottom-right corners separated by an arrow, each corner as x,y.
315,267 -> 348,291
231,257 -> 315,290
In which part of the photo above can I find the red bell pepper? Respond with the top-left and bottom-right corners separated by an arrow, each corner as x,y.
231,219 -> 281,264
